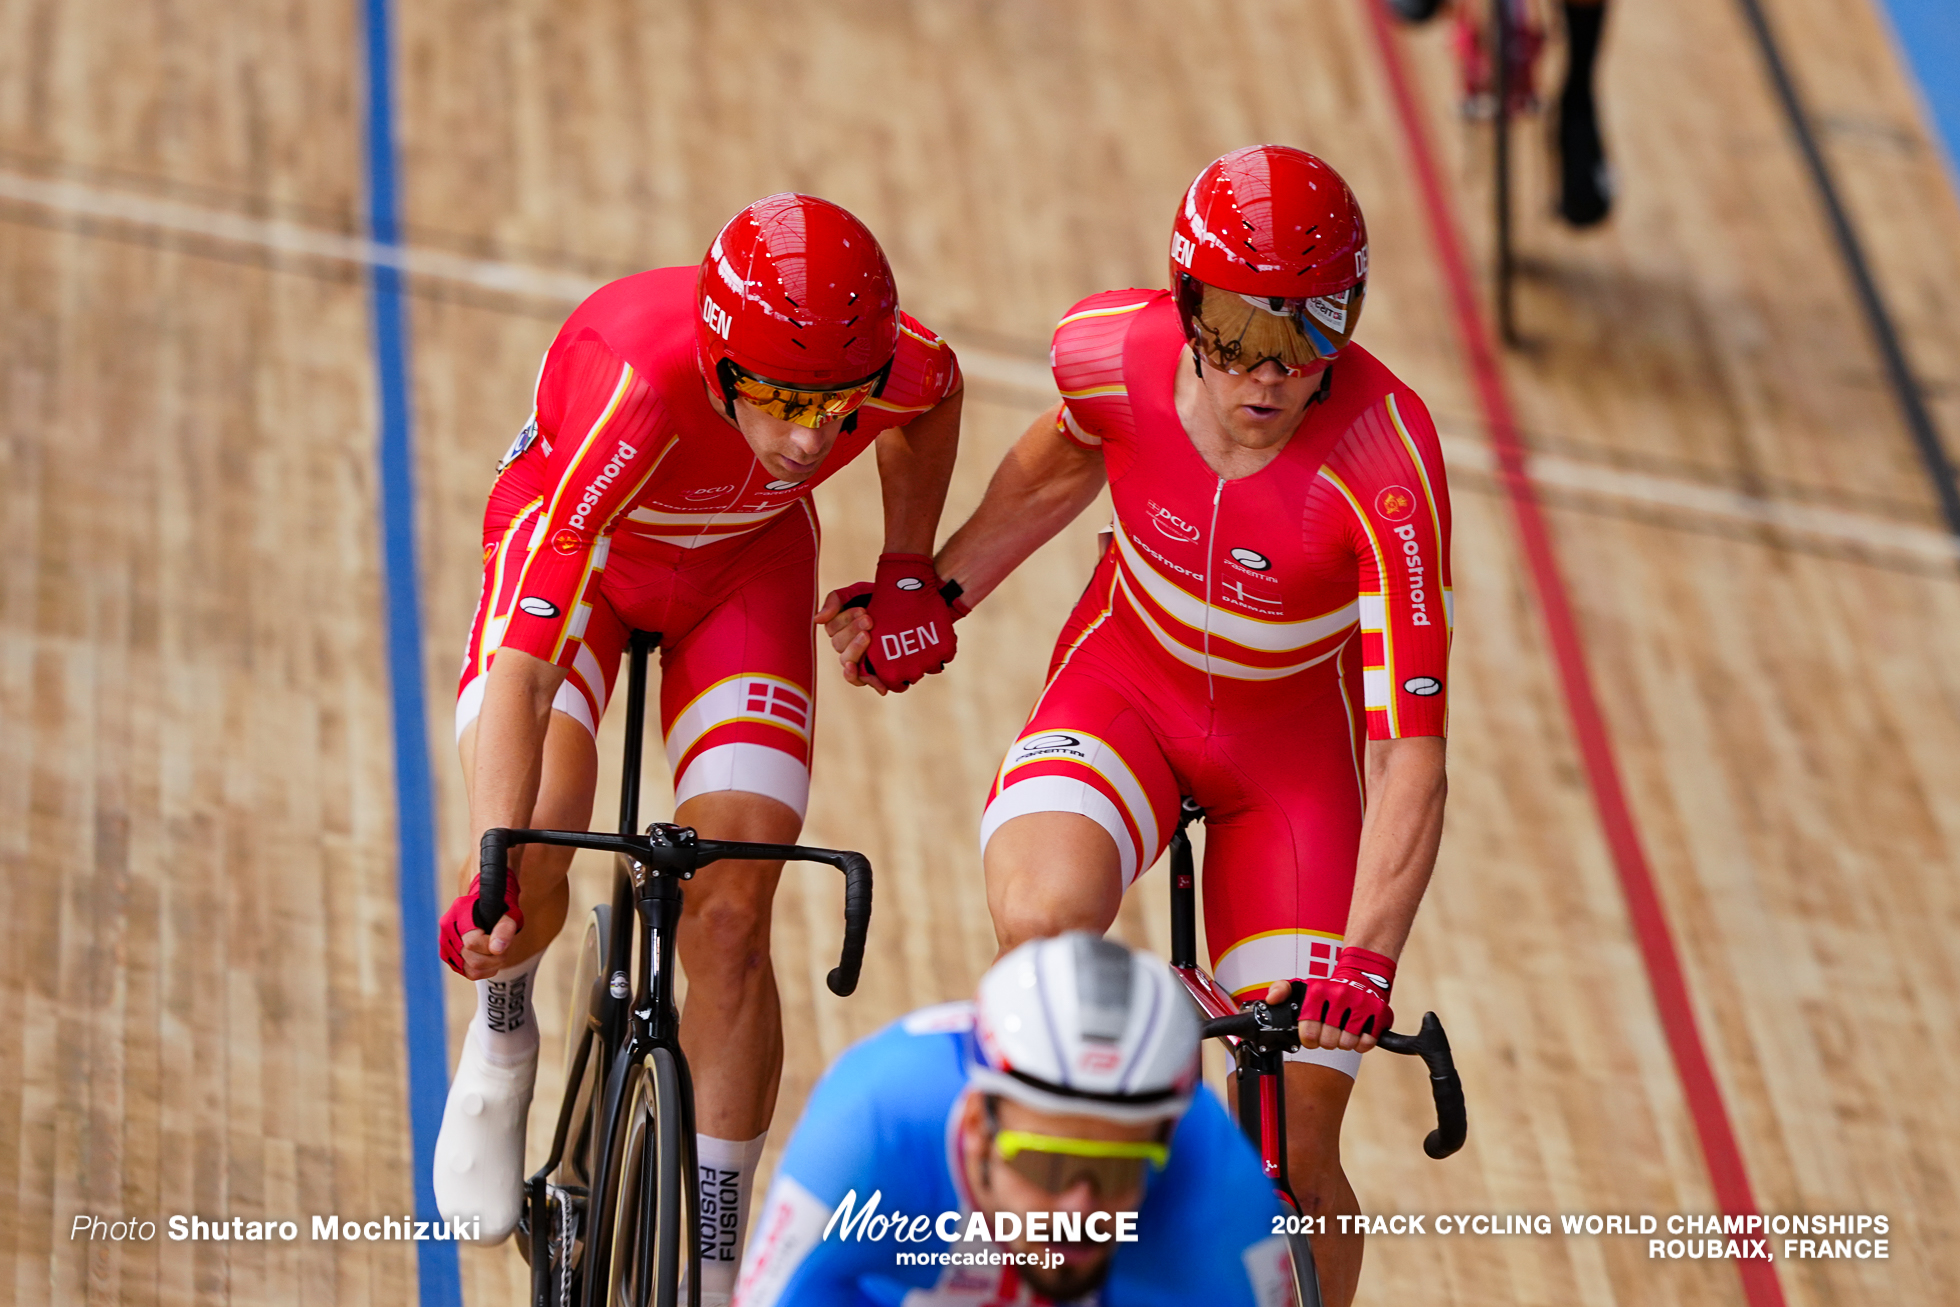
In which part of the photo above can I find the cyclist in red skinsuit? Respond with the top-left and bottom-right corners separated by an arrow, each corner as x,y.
826,147 -> 1449,1307
436,194 -> 963,1302
457,269 -> 960,791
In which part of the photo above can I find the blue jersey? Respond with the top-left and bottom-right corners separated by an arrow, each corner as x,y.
734,1003 -> 1291,1306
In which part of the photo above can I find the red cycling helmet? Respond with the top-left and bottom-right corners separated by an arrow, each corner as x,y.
696,194 -> 900,406
1170,146 -> 1369,373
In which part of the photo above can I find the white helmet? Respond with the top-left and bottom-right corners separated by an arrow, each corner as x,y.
970,932 -> 1202,1124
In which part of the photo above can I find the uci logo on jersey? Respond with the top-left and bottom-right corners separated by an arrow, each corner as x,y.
497,416 -> 540,472
1148,502 -> 1201,543
1402,676 -> 1441,697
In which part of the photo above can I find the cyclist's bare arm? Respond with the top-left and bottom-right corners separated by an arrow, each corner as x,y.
819,401 -> 1103,675
874,384 -> 963,555
937,402 -> 1106,601
822,398 -> 1104,690
1294,734 -> 1447,1051
816,388 -> 967,693
457,647 -> 570,973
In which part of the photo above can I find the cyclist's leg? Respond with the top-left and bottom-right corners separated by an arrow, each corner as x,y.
652,507 -> 819,1296
436,514 -> 627,1242
1557,0 -> 1612,225
1197,690 -> 1370,1307
981,660 -> 1181,954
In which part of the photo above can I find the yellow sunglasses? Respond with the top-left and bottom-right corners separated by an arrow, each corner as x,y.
993,1129 -> 1168,1196
727,367 -> 881,429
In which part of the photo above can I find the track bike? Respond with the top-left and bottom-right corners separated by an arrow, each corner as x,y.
1454,0 -> 1545,344
473,630 -> 874,1307
1393,0 -> 1547,343
1164,799 -> 1468,1307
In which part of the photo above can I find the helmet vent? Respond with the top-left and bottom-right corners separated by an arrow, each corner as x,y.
1072,935 -> 1133,1045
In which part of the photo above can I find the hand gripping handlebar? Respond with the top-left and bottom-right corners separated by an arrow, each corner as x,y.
1200,985 -> 1467,1160
475,825 -> 874,996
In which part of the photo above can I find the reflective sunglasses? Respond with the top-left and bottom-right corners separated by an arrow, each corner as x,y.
1176,276 -> 1365,376
724,362 -> 881,429
993,1129 -> 1168,1197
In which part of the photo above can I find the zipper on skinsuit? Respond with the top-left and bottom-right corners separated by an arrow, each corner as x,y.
1202,477 -> 1224,709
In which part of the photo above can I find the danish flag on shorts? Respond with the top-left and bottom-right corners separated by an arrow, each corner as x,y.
746,680 -> 810,731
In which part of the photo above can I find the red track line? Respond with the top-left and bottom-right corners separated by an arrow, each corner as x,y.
1363,6 -> 1786,1305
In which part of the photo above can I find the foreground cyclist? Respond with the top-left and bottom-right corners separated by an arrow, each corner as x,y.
434,193 -> 964,1302
735,933 -> 1289,1304
828,145 -> 1450,1304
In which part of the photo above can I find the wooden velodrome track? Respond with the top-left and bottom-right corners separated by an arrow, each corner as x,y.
6,0 -> 1960,1303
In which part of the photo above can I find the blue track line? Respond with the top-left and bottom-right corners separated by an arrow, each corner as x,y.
357,0 -> 462,1301
1877,0 -> 1960,186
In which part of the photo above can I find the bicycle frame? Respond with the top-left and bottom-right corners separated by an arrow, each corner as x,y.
1163,800 -> 1306,1207
480,631 -> 873,1306
1163,800 -> 1467,1194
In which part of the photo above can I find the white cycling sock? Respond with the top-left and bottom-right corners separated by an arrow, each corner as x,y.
472,951 -> 543,1066
695,1132 -> 767,1304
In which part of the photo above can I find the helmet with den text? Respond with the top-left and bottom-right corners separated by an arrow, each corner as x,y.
695,193 -> 900,427
970,932 -> 1202,1125
1170,145 -> 1369,375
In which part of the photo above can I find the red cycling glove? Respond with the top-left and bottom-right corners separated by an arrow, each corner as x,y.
1298,946 -> 1396,1041
438,874 -> 525,977
855,553 -> 961,690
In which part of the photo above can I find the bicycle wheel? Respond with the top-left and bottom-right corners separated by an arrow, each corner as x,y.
568,903 -> 620,1173
590,1046 -> 686,1307
536,904 -> 615,1306
1286,1230 -> 1324,1307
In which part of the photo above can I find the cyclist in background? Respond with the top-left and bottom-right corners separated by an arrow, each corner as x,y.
735,933 -> 1290,1305
434,193 -> 965,1304
1391,0 -> 1614,225
827,145 -> 1450,1306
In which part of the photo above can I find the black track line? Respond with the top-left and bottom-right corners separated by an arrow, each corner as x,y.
1734,0 -> 1960,545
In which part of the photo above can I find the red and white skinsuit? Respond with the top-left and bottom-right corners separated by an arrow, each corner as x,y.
459,266 -> 961,819
979,290 -> 1451,1071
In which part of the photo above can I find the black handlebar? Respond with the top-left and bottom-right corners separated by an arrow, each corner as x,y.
1377,1012 -> 1468,1159
474,825 -> 874,996
1201,986 -> 1466,1161
1200,997 -> 1301,1045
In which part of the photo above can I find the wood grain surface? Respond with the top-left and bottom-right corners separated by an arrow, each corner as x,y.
4,0 -> 1958,1303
